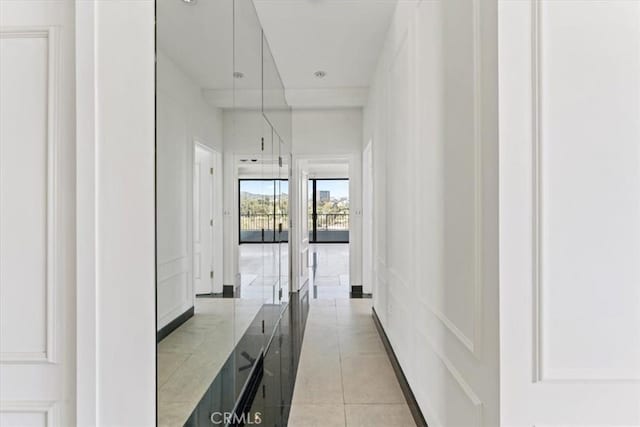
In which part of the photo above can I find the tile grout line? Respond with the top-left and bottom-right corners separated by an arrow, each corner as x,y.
333,298 -> 349,427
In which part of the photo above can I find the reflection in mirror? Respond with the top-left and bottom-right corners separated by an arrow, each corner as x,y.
156,0 -> 294,425
156,0 -> 235,425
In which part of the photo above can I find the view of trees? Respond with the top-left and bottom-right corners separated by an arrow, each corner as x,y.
239,179 -> 349,234
240,191 -> 288,216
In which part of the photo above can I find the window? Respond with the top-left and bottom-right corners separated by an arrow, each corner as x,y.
308,179 -> 349,243
239,179 -> 288,243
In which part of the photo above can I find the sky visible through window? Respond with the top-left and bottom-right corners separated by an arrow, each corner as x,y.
241,179 -> 349,199
315,180 -> 348,199
240,180 -> 288,196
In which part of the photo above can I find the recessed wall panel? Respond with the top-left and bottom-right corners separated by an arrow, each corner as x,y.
0,35 -> 49,359
537,1 -> 640,380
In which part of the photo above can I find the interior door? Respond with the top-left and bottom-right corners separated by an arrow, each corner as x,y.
194,144 -> 213,295
0,1 -> 76,425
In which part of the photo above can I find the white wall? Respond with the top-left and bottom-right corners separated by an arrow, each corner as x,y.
363,1 -> 500,425
292,109 -> 363,155
156,50 -> 224,329
76,0 -> 156,424
499,1 -> 640,425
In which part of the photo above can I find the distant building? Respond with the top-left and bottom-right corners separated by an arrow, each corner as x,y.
319,190 -> 330,202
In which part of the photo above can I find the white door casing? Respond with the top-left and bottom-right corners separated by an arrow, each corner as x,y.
299,169 -> 310,289
362,141 -> 373,294
194,143 -> 214,295
0,1 -> 76,425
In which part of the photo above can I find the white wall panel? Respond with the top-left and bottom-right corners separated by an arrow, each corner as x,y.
499,0 -> 640,424
1,2 -> 76,424
535,0 -> 640,382
0,32 -> 50,362
386,27 -> 414,289
0,411 -> 47,427
364,0 -> 499,424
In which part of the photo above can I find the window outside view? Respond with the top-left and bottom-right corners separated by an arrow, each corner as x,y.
309,179 -> 349,243
239,179 -> 289,243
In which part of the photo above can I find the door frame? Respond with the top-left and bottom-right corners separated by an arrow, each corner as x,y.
307,178 -> 350,244
362,140 -> 373,294
291,153 -> 362,295
193,141 -> 214,295
193,141 -> 223,295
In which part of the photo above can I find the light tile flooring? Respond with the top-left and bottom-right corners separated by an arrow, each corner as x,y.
288,299 -> 415,427
239,243 -> 288,301
239,243 -> 350,300
308,244 -> 350,299
157,298 -> 262,427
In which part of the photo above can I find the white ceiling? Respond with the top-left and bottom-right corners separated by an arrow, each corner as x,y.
157,0 -> 397,108
253,0 -> 398,91
157,0 -> 235,90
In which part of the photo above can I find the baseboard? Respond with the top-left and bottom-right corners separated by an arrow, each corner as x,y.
349,285 -> 372,298
157,306 -> 194,343
223,284 -> 235,298
372,307 -> 428,427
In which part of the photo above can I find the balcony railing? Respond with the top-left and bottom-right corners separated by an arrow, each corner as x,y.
310,213 -> 349,231
240,213 -> 349,243
240,213 -> 289,232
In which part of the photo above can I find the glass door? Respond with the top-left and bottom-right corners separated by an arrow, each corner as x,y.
308,179 -> 350,243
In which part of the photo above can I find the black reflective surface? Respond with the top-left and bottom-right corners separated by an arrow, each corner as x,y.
184,284 -> 309,427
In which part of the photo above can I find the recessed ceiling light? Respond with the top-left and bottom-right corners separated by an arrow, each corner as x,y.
181,0 -> 197,4
233,71 -> 244,79
314,70 -> 327,79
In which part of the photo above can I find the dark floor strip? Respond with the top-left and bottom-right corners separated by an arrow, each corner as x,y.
372,307 -> 428,427
157,306 -> 194,343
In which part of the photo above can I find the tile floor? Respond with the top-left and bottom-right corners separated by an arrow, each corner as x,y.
308,244 -> 350,299
288,298 -> 415,427
238,243 -> 288,301
239,243 -> 350,300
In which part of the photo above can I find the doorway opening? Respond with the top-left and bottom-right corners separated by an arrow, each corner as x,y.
307,178 -> 350,298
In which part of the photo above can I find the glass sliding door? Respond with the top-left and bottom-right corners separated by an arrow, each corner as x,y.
308,179 -> 350,243
239,178 -> 289,244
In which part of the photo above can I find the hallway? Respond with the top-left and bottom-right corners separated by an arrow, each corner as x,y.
289,299 -> 414,427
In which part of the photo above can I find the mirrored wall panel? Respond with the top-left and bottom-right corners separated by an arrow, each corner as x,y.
156,0 -> 294,425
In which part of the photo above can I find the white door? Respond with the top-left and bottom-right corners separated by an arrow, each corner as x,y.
0,1 -> 76,425
499,1 -> 640,425
299,170 -> 309,289
362,141 -> 373,294
193,144 -> 214,295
